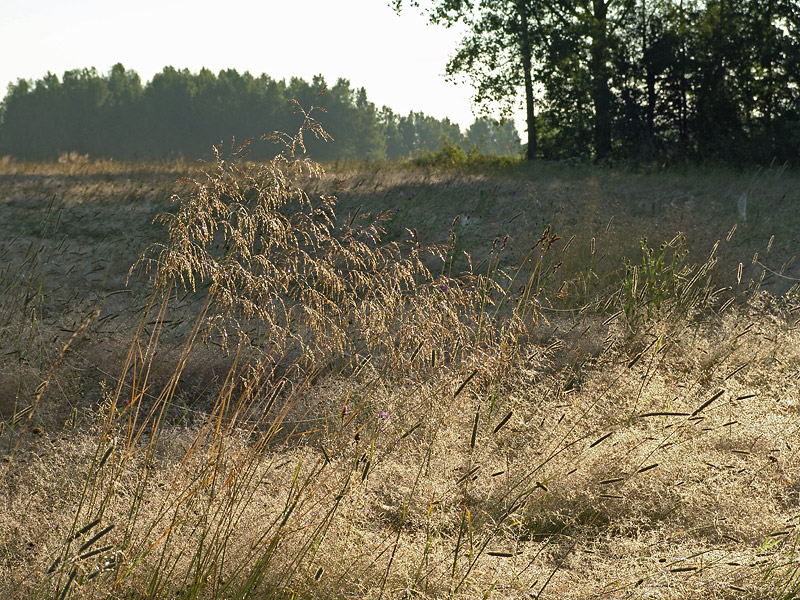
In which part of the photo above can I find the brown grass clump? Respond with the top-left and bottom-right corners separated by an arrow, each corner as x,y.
1,113 -> 800,599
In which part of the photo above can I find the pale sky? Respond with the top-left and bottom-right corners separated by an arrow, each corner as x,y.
0,0 -> 524,132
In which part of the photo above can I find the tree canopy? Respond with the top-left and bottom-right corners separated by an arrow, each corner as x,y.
394,0 -> 800,165
0,65 -> 522,162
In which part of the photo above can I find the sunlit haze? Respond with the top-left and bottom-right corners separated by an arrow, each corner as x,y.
1,0 -> 524,132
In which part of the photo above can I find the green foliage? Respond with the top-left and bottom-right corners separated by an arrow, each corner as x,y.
396,0 -> 800,166
465,117 -> 522,155
6,0 -> 800,166
0,66 -> 494,162
622,236 -> 688,324
381,109 -> 466,159
399,0 -> 542,159
410,139 -> 522,169
620,233 -> 721,327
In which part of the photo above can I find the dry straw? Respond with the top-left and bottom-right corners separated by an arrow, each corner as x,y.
2,108 -> 799,599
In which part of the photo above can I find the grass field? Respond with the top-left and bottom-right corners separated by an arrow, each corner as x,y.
1,138 -> 800,599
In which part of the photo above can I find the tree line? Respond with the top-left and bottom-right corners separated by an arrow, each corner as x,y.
396,0 -> 800,165
0,64 -> 521,162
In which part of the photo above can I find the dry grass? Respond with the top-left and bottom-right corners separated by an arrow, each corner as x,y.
1,122 -> 800,599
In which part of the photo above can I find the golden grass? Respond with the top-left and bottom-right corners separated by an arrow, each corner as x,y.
1,122 -> 800,599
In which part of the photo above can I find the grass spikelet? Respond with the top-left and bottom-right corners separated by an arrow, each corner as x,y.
454,369 -> 478,398
690,389 -> 725,416
589,431 -> 613,447
491,410 -> 513,435
77,524 -> 114,553
470,409 -> 480,449
55,569 -> 77,600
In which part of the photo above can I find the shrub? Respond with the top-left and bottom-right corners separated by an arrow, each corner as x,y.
410,140 -> 523,169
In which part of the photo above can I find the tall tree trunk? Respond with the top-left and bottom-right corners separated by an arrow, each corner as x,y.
642,2 -> 656,149
679,0 -> 688,141
765,0 -> 775,126
518,0 -> 537,160
646,68 -> 657,143
590,0 -> 613,161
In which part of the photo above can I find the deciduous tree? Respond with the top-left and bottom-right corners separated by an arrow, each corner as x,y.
393,0 -> 542,160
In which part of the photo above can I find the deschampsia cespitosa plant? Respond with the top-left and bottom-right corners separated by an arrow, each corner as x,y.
135,104 -> 550,382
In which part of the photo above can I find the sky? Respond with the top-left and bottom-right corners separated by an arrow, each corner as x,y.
0,0 -> 524,133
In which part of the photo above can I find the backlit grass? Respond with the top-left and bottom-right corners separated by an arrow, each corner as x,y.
1,121 -> 799,599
